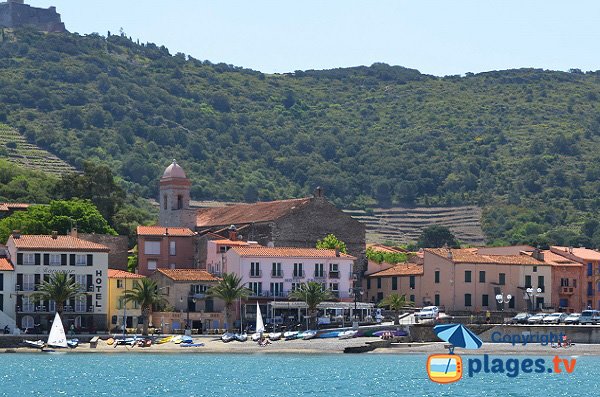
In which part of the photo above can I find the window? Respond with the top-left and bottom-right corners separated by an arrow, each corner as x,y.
464,293 -> 472,307
293,263 -> 303,278
75,254 -> 87,266
392,277 -> 398,290
409,294 -> 415,304
377,292 -> 383,302
479,271 -> 485,283
329,283 -> 339,292
0,294 -> 3,311
533,266 -> 537,273
499,273 -> 506,285
434,271 -> 440,284
75,296 -> 86,312
0,274 -> 3,291
482,294 -> 489,307
22,296 -> 34,312
163,194 -> 167,210
177,195 -> 183,210
250,262 -> 261,277
434,294 -> 440,306
314,263 -> 324,278
589,282 -> 594,296
75,274 -> 87,291
23,274 -> 35,291
248,282 -> 262,296
465,270 -> 472,283
508,298 -> 515,309
147,260 -> 157,271
525,275 -> 532,288
219,246 -> 227,254
559,298 -> 569,308
272,262 -> 282,277
144,241 -> 160,255
117,279 -> 124,289
573,279 -> 577,288
191,284 -> 208,294
560,278 -> 569,287
23,253 -> 35,265
270,282 -> 283,297
409,275 -> 415,289
49,254 -> 61,266
291,283 -> 300,291
538,276 -> 545,292
117,297 -> 124,310
21,315 -> 34,330
367,278 -> 371,289
377,277 -> 382,289
588,263 -> 593,276
169,241 -> 176,256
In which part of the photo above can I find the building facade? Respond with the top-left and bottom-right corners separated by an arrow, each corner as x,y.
550,246 -> 600,310
107,269 -> 144,333
5,232 -> 109,332
137,226 -> 196,276
0,258 -> 15,331
364,263 -> 424,305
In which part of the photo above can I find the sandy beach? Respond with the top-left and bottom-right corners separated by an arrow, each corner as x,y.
6,336 -> 599,355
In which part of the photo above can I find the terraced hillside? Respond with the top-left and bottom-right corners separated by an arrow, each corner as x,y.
0,124 -> 75,175
345,206 -> 486,246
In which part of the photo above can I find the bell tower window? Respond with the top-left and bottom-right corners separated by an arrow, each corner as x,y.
177,195 -> 183,210
163,194 -> 168,210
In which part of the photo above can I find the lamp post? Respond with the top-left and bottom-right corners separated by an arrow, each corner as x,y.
495,293 -> 512,311
352,274 -> 364,322
180,295 -> 197,335
526,287 -> 542,312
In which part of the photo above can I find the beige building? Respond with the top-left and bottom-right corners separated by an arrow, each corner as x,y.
107,269 -> 145,333
364,263 -> 424,305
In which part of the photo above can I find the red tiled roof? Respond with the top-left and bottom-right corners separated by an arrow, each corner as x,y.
521,250 -> 581,267
155,269 -> 220,282
108,269 -> 145,279
426,248 -> 542,266
0,258 -> 14,271
551,246 -> 600,261
211,239 -> 252,246
196,197 -> 312,228
229,246 -> 356,260
137,226 -> 195,237
0,203 -> 30,211
10,235 -> 109,252
369,263 -> 423,277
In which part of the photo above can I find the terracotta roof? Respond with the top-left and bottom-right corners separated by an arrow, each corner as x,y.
369,263 -> 423,277
196,197 -> 312,228
426,248 -> 542,266
551,246 -> 600,261
137,226 -> 195,237
0,258 -> 14,271
9,235 -> 109,252
229,246 -> 356,260
108,269 -> 145,279
155,269 -> 220,282
211,239 -> 252,246
534,251 -> 581,267
0,203 -> 30,212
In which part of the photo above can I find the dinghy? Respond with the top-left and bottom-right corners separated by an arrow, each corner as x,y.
221,332 -> 236,343
235,333 -> 248,342
301,330 -> 317,340
283,331 -> 299,340
156,335 -> 174,344
25,312 -> 72,349
251,302 -> 266,342
338,330 -> 357,339
268,332 -> 282,341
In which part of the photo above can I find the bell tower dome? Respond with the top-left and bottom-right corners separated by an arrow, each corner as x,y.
158,160 -> 192,227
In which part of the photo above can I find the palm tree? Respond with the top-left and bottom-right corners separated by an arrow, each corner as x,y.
289,282 -> 333,329
31,271 -> 82,315
122,278 -> 166,336
207,273 -> 251,332
379,294 -> 414,325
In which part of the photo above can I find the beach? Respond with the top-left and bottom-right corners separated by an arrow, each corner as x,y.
7,336 -> 599,355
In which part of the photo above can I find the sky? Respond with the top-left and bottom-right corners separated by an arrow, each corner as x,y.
28,0 -> 600,76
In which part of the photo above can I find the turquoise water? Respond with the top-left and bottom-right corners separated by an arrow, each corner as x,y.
0,353 -> 592,396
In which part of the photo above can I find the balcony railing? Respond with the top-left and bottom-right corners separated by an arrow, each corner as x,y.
271,270 -> 283,278
560,286 -> 575,295
249,270 -> 262,278
292,270 -> 305,279
329,271 -> 340,279
250,290 -> 288,298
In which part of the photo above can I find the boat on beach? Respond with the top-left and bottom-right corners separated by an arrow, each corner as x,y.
156,335 -> 174,344
338,330 -> 357,339
317,331 -> 339,339
268,332 -> 282,341
300,330 -> 317,340
24,313 -> 76,350
283,331 -> 299,340
221,333 -> 236,343
252,302 -> 266,343
235,333 -> 248,342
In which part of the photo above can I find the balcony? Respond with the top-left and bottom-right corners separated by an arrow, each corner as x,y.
271,270 -> 283,278
329,271 -> 340,279
292,270 -> 305,279
249,270 -> 262,278
250,290 -> 288,298
560,287 -> 575,295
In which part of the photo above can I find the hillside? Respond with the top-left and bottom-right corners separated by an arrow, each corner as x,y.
1,29 -> 600,246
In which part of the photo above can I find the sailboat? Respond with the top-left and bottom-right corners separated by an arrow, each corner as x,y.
251,302 -> 265,342
24,312 -> 69,349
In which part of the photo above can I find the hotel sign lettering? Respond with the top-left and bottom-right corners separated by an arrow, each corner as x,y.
95,269 -> 103,310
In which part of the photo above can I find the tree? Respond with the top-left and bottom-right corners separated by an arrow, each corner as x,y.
31,271 -> 82,315
0,199 -> 116,243
378,294 -> 414,325
417,225 -> 459,248
289,282 -> 333,329
207,273 -> 250,332
366,247 -> 409,264
316,234 -> 347,253
122,278 -> 166,336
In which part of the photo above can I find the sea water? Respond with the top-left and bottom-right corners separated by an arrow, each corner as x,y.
0,353 -> 591,397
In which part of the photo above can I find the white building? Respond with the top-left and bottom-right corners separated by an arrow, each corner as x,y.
5,231 -> 109,332
0,257 -> 16,332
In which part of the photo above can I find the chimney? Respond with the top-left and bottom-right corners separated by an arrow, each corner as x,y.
228,225 -> 237,241
447,250 -> 453,260
335,247 -> 340,257
314,186 -> 323,198
12,230 -> 20,239
568,246 -> 573,254
51,231 -> 58,239
70,227 -> 78,239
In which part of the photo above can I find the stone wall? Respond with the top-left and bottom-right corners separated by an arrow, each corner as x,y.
78,233 -> 129,270
0,1 -> 66,32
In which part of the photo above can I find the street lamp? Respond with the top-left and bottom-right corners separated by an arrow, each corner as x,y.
526,287 -> 542,312
352,274 -> 364,322
180,295 -> 197,333
496,293 -> 512,312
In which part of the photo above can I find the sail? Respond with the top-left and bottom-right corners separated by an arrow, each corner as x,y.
47,312 -> 68,348
255,302 -> 265,334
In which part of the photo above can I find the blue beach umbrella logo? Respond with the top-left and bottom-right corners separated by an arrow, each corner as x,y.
427,324 -> 482,384
434,323 -> 483,350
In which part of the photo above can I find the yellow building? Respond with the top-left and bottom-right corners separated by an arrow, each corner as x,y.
108,269 -> 145,333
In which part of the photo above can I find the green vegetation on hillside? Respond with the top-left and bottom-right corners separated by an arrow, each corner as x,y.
1,29 -> 600,246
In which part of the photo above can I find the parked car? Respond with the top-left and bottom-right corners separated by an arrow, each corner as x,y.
510,313 -> 531,324
564,313 -> 581,325
527,313 -> 547,324
579,310 -> 600,325
542,312 -> 567,324
414,306 -> 439,319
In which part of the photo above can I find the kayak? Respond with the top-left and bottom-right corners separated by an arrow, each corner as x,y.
180,343 -> 204,347
317,331 -> 340,339
156,335 -> 174,344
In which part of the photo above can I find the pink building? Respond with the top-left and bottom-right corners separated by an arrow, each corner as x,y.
365,263 -> 424,305
550,246 -> 600,310
137,226 -> 196,276
205,226 -> 257,276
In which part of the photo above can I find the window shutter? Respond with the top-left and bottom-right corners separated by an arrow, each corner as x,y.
34,254 -> 41,266
87,254 -> 93,266
61,254 -> 67,266
43,254 -> 50,266
17,253 -> 23,266
86,295 -> 92,312
16,295 -> 22,310
44,274 -> 50,283
34,274 -> 40,289
70,254 -> 75,266
16,273 -> 23,290
87,275 -> 93,290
